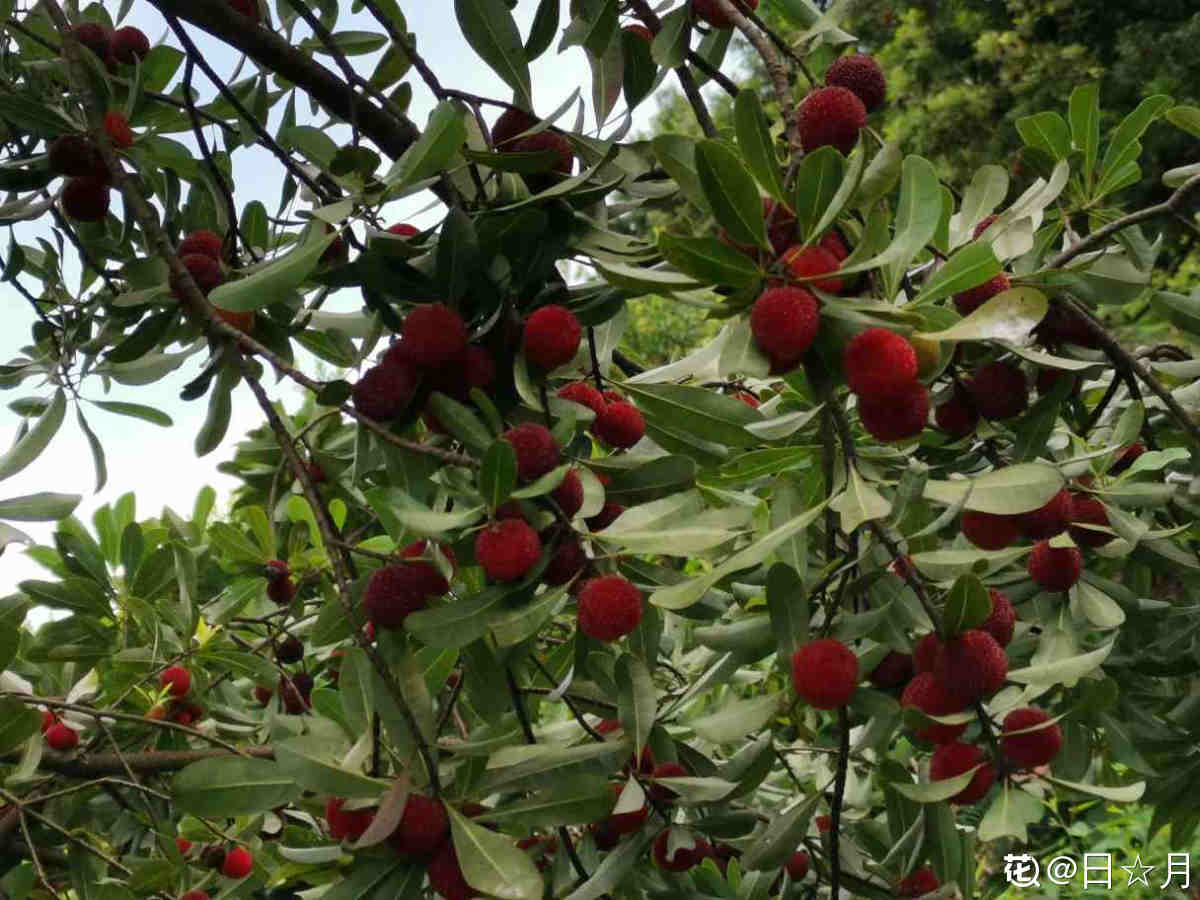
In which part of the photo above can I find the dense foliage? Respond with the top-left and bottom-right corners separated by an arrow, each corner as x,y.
0,1 -> 1196,899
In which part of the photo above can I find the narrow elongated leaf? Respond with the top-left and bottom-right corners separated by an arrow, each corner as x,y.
912,243 -> 1001,306
839,156 -> 941,275
913,287 -> 1048,343
742,793 -> 820,870
480,441 -> 518,510
734,90 -> 785,201
0,389 -> 64,483
616,655 -> 656,753
524,0 -> 560,61
386,101 -> 468,189
0,492 -> 80,521
209,227 -> 335,312
448,806 -> 544,900
91,400 -> 172,426
792,146 -> 845,237
453,0 -> 532,109
1099,94 -> 1172,185
943,574 -> 991,636
174,757 -> 301,817
695,140 -> 767,250
658,233 -> 762,288
1069,83 -> 1101,184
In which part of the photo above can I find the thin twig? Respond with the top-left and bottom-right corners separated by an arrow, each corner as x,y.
829,706 -> 850,900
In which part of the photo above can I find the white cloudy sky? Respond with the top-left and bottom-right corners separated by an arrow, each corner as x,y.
0,3 -> 729,597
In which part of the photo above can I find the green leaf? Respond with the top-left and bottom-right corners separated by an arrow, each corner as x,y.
275,737 -> 388,798
616,655 -> 656,754
977,786 -> 1044,842
435,209 -> 479,303
426,392 -> 494,453
621,27 -> 657,109
792,146 -> 846,239
840,156 -> 941,276
194,366 -> 236,457
651,7 -> 689,68
0,699 -> 40,754
564,830 -> 653,900
386,101 -> 468,189
208,226 -> 335,312
173,757 -> 301,817
480,787 -> 613,829
524,0 -> 560,61
1045,776 -> 1144,803
1007,642 -> 1113,687
621,382 -> 760,448
652,134 -> 708,211
922,461 -> 1064,515
829,466 -> 891,534
489,582 -> 569,647
810,141 -> 866,241
588,34 -> 623,130
695,140 -> 767,250
75,406 -> 106,493
0,492 -> 80,521
689,693 -> 781,744
1069,83 -> 1101,185
453,0 -> 532,110
912,243 -> 1001,306
480,441 -> 518,510
448,806 -> 544,900
943,574 -> 991,637
855,141 -> 902,211
91,400 -> 172,426
657,232 -> 762,288
405,589 -> 508,649
742,793 -> 820,870
913,286 -> 1048,343
890,766 -> 982,802
1016,111 -> 1071,160
0,389 -> 64,483
1098,94 -> 1172,185
734,90 -> 785,202
766,562 -> 807,664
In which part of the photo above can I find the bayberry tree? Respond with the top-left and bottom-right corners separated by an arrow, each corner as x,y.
0,1 -> 1197,899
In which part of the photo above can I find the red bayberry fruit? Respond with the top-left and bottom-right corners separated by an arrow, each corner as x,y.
402,304 -> 469,369
967,361 -> 1028,420
624,23 -> 653,41
648,762 -> 689,804
981,589 -> 1016,647
428,841 -> 477,899
798,86 -> 867,155
953,273 -> 1010,317
578,575 -> 643,642
48,135 -> 107,179
475,519 -> 542,583
791,639 -> 859,709
558,381 -> 607,416
214,307 -> 253,333
71,23 -> 111,59
351,361 -> 420,422
782,244 -> 844,294
930,741 -> 996,804
595,402 -> 645,449
734,390 -> 760,408
180,253 -> 223,294
275,636 -> 303,665
160,665 -> 191,697
869,651 -> 914,690
551,469 -> 585,518
512,130 -> 575,179
820,229 -> 850,261
961,509 -> 1022,551
786,850 -> 811,881
523,305 -> 582,370
111,26 -> 150,64
62,176 -> 110,222
934,630 -> 1008,705
175,837 -> 194,855
491,107 -> 538,149
44,722 -> 79,751
1001,707 -> 1063,768
502,423 -> 561,482
179,230 -> 223,260
389,794 -> 449,858
606,784 -> 649,835
858,381 -> 929,441
934,384 -> 979,437
842,328 -> 918,398
1028,540 -> 1082,592
221,846 -> 253,879
253,685 -> 272,706
898,868 -> 940,897
1068,494 -> 1113,548
387,223 -> 420,237
228,0 -> 261,22
544,536 -> 588,586
587,502 -> 625,532
279,675 -> 312,714
913,633 -> 941,674
40,710 -> 56,732
401,540 -> 457,593
750,287 -> 820,371
325,797 -> 375,841
1017,489 -> 1072,540
901,673 -> 968,744
825,53 -> 886,112
179,892 -> 209,900
652,829 -> 706,871
364,565 -> 438,630
692,0 -> 759,29
104,111 -> 134,149
1109,442 -> 1145,475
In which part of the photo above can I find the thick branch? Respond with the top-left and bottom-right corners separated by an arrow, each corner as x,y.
1045,173 -> 1200,270
146,0 -> 420,159
3,746 -> 274,777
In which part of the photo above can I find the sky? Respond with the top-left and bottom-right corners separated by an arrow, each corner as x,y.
0,2 -> 715,599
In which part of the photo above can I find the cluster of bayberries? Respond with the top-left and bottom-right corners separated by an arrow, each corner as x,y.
173,839 -> 255,892
738,53 -> 1099,446
789,593 -> 1062,815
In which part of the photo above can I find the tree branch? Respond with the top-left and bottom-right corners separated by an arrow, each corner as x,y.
625,0 -> 718,138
